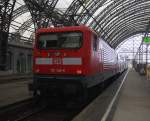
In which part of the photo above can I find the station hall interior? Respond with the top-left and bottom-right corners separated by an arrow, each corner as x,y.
0,0 -> 150,121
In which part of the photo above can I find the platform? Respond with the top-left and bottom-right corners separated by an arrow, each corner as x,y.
112,69 -> 150,121
72,69 -> 150,121
0,71 -> 32,84
0,80 -> 32,107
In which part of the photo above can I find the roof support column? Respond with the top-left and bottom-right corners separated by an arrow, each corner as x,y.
0,0 -> 16,70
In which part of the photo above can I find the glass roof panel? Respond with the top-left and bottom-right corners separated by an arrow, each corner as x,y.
14,0 -> 25,10
7,0 -> 150,47
23,24 -> 34,38
93,0 -> 113,17
10,12 -> 31,33
55,0 -> 73,12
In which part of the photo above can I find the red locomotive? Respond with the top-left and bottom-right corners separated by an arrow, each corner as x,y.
31,25 -> 126,97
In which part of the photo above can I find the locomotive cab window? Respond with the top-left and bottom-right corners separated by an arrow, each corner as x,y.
38,32 -> 82,49
38,34 -> 58,49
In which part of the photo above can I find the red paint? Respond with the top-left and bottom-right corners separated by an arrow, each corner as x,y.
33,25 -> 119,77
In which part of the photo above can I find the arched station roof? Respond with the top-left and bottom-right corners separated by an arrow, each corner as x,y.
8,0 -> 150,48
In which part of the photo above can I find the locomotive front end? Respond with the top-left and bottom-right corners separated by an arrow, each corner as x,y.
31,27 -> 90,96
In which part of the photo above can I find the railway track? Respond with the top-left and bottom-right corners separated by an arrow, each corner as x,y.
0,98 -> 36,121
0,97 -> 81,121
17,107 -> 79,121
0,73 -> 124,121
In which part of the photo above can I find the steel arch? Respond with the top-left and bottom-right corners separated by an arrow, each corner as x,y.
23,0 -> 58,28
84,0 -> 150,48
10,0 -> 150,48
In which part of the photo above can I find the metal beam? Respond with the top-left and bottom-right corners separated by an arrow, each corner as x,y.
0,0 -> 16,70
23,0 -> 58,29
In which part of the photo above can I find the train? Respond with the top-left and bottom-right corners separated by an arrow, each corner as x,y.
29,25 -> 127,98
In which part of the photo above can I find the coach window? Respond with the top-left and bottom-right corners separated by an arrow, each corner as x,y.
93,35 -> 98,51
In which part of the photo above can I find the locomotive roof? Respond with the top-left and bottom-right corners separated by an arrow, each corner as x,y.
36,25 -> 97,35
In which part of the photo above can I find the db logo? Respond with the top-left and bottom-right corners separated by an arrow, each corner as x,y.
53,58 -> 62,64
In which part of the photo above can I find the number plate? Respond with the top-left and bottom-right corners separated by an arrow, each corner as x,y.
53,58 -> 62,65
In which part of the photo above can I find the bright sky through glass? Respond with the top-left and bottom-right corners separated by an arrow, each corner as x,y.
9,0 -> 149,56
56,0 -> 73,11
116,34 -> 143,60
10,0 -> 73,38
9,0 -> 116,38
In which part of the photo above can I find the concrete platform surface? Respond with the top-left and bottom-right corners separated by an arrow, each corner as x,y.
0,72 -> 32,84
112,69 -> 150,121
0,81 -> 32,107
72,72 -> 126,121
